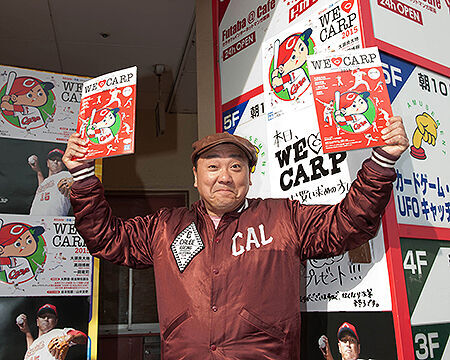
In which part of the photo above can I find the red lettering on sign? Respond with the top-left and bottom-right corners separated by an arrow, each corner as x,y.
290,77 -> 307,95
21,116 -> 41,126
289,0 -> 319,22
354,121 -> 365,130
9,267 -> 30,280
378,0 -> 423,25
223,32 -> 256,61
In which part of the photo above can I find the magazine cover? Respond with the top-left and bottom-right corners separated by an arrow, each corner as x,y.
76,66 -> 136,160
307,47 -> 392,153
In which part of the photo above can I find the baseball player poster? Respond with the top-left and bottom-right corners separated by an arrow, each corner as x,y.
301,311 -> 398,359
77,66 -> 136,160
0,138 -> 73,216
0,214 -> 92,297
307,46 -> 392,153
0,65 -> 88,143
0,296 -> 89,360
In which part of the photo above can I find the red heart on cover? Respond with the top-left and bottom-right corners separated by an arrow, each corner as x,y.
331,57 -> 343,66
341,0 -> 354,13
98,80 -> 106,87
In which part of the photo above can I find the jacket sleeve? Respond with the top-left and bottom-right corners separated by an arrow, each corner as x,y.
291,148 -> 398,260
69,162 -> 160,268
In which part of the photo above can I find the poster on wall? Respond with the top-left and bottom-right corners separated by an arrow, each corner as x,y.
219,0 -> 365,107
300,311 -> 397,359
0,296 -> 89,360
0,214 -> 92,297
380,52 -> 449,228
400,237 -> 450,359
0,139 -> 73,216
365,0 -> 450,76
0,65 -> 87,143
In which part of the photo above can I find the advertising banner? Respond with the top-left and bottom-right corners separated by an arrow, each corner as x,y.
0,65 -> 86,143
218,0 -> 394,316
0,66 -> 98,358
381,52 -> 450,228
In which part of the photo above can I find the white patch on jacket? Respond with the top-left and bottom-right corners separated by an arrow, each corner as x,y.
171,222 -> 204,272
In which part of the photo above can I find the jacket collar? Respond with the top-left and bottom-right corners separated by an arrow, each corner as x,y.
193,198 -> 249,218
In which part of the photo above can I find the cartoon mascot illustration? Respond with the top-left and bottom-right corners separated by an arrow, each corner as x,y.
86,107 -> 121,144
270,28 -> 314,100
0,220 -> 45,285
0,71 -> 54,130
333,91 -> 376,133
410,112 -> 438,160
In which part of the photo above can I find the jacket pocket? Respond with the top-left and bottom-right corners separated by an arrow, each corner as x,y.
239,307 -> 286,342
162,309 -> 191,341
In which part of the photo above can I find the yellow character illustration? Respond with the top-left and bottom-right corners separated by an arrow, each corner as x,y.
410,112 -> 438,160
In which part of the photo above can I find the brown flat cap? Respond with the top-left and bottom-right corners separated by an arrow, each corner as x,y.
191,132 -> 257,168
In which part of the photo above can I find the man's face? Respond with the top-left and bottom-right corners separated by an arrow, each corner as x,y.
193,144 -> 251,217
36,312 -> 57,334
338,334 -> 360,360
47,157 -> 65,174
0,229 -> 37,257
15,84 -> 48,107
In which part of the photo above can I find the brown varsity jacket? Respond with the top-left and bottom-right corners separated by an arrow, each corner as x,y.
69,149 -> 397,359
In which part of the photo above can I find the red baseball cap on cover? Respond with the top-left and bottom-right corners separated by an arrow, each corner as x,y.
339,91 -> 370,109
337,322 -> 359,342
37,304 -> 58,317
276,28 -> 312,68
9,76 -> 54,96
0,221 -> 44,247
9,77 -> 42,96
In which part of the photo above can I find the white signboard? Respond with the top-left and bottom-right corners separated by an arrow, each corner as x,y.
302,230 -> 392,311
368,0 -> 450,73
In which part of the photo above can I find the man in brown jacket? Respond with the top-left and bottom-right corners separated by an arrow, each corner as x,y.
63,116 -> 408,359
